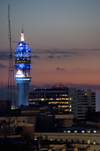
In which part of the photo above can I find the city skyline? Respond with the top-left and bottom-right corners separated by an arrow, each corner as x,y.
0,0 -> 100,92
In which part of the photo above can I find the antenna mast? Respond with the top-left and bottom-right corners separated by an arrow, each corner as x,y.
8,4 -> 15,105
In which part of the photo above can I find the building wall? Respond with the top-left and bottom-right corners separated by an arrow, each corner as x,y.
23,126 -> 34,140
0,116 -> 36,126
0,101 -> 11,114
55,114 -> 73,119
34,132 -> 100,151
0,116 -> 35,138
56,119 -> 73,128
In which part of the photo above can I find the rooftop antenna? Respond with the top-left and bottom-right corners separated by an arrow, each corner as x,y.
8,4 -> 15,106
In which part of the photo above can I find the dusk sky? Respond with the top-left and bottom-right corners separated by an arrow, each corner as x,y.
1,0 -> 100,93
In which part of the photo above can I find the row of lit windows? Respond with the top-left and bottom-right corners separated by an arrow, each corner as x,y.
46,98 -> 69,101
65,109 -> 69,111
58,105 -> 69,108
47,139 -> 97,145
29,98 -> 44,101
29,98 -> 70,101
48,102 -> 69,105
63,130 -> 97,133
59,94 -> 68,97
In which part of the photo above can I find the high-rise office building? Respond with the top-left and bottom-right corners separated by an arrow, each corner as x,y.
29,86 -> 95,119
14,30 -> 31,106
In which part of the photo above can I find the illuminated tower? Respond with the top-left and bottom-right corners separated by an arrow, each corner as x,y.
14,30 -> 31,106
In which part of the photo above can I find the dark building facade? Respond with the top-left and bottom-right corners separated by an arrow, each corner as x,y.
29,86 -> 95,120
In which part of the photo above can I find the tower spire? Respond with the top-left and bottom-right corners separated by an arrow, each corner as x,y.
8,4 -> 15,106
21,29 -> 24,42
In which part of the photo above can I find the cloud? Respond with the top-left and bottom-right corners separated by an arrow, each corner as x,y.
56,67 -> 65,71
0,63 -> 8,68
57,56 -> 61,58
32,49 -> 77,54
33,48 -> 100,54
48,55 -> 54,58
32,55 -> 40,58
47,50 -> 76,54
92,49 -> 100,51
63,55 -> 68,57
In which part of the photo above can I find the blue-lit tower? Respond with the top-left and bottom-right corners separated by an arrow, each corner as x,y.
14,30 -> 31,106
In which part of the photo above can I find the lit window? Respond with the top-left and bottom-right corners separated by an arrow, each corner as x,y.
29,99 -> 32,101
50,139 -> 52,141
66,98 -> 69,100
67,131 -> 71,133
63,131 -> 66,133
58,98 -> 61,100
50,98 -> 53,100
93,140 -> 96,145
70,105 -> 71,108
70,109 -> 71,112
62,98 -> 66,100
93,130 -> 96,133
74,130 -> 77,133
87,140 -> 90,144
62,105 -> 69,108
65,109 -> 69,111
87,131 -> 91,133
41,98 -> 44,101
81,130 -> 85,133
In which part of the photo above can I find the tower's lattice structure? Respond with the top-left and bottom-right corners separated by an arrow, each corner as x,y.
8,5 -> 15,104
14,30 -> 31,106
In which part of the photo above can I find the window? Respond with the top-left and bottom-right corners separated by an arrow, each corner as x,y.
67,130 -> 71,133
87,131 -> 91,133
74,130 -> 77,133
63,130 -> 66,133
93,140 -> 96,145
81,130 -> 85,133
87,140 -> 90,144
93,130 -> 97,133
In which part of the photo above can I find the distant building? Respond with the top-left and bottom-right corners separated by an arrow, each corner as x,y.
29,86 -> 95,120
76,89 -> 95,120
35,129 -> 100,151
